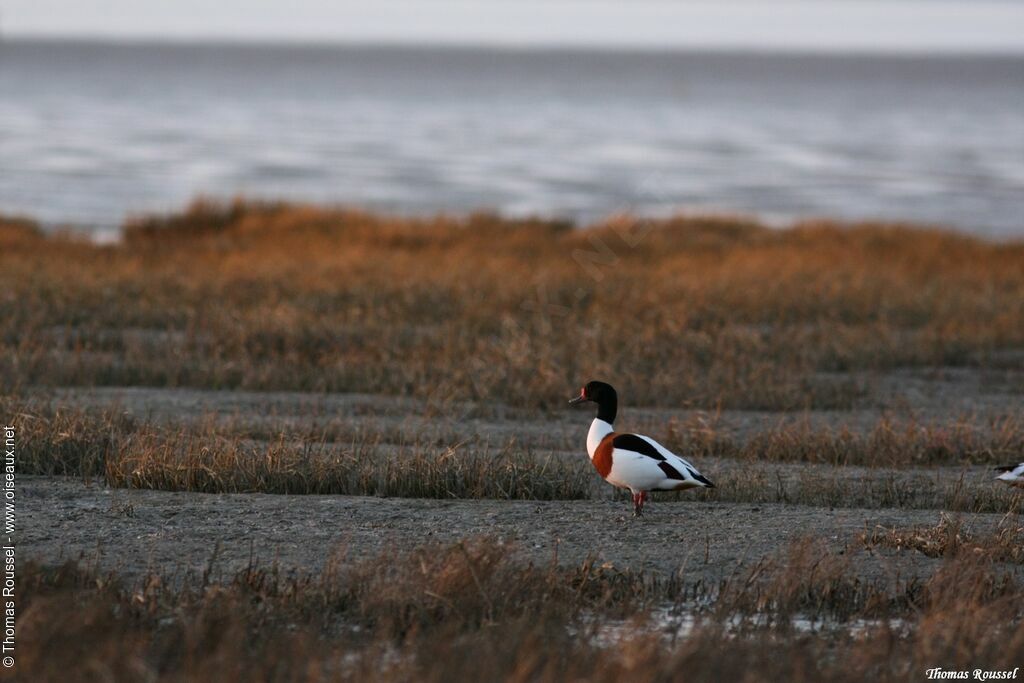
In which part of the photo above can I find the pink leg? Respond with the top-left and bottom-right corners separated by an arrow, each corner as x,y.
632,491 -> 645,517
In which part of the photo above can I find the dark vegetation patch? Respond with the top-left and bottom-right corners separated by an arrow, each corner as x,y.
17,536 -> 1024,683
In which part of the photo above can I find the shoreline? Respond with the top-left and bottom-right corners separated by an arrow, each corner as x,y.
5,200 -> 1020,247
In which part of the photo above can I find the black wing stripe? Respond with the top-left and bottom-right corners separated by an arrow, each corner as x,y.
686,467 -> 714,486
612,434 -> 664,461
658,462 -> 686,480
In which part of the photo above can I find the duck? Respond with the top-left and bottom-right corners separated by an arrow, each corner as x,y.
994,463 -> 1024,488
569,380 -> 714,516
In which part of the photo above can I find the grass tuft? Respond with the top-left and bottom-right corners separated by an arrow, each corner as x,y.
859,514 -> 1024,564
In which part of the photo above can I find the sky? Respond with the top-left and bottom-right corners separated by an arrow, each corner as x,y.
3,0 -> 1024,52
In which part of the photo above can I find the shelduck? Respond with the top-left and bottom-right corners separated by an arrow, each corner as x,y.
994,463 -> 1024,488
569,380 -> 714,516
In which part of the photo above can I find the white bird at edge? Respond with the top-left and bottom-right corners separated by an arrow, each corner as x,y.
994,463 -> 1024,488
569,380 -> 714,517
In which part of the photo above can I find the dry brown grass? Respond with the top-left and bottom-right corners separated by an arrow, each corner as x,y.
661,412 -> 1024,468
11,401 -> 1024,511
2,199 -> 1023,410
12,403 -> 591,500
16,535 -> 1024,682
859,513 -> 1024,564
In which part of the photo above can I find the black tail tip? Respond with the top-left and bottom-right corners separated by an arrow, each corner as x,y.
704,481 -> 715,489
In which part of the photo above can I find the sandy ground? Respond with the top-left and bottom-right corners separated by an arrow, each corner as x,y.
21,475 -> 1014,585
18,367 -> 1024,584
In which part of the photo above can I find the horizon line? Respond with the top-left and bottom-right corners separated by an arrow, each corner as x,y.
5,33 -> 1024,59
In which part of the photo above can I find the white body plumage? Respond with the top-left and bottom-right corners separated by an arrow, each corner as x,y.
588,418 -> 709,492
996,463 -> 1024,488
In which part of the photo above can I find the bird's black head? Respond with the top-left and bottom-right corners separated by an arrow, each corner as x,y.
568,380 -> 618,423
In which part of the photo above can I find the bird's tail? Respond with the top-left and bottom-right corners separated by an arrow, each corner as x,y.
692,472 -> 715,488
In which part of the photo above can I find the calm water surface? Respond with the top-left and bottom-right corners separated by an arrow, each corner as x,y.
1,40 -> 1022,237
